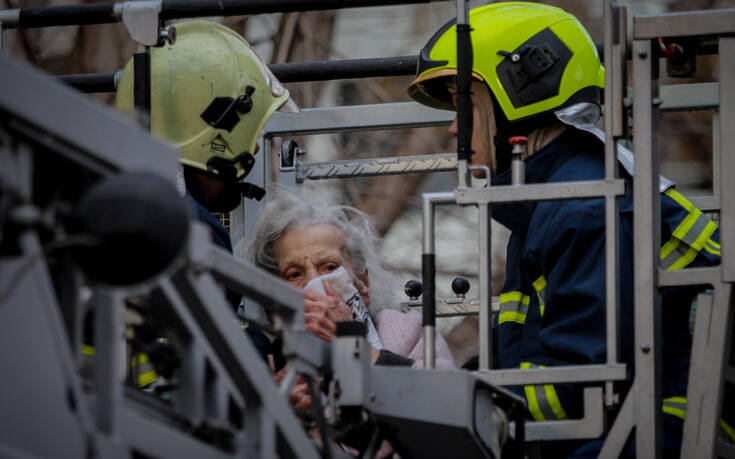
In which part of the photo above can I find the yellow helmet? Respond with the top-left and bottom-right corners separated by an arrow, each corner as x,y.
408,2 -> 604,125
116,21 -> 290,180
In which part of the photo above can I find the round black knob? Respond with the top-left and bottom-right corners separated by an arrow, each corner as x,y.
404,280 -> 423,298
451,277 -> 470,297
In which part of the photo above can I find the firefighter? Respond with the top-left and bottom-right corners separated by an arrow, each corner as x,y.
116,21 -> 294,361
408,3 -> 732,457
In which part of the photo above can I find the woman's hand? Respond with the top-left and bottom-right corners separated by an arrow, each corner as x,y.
303,281 -> 352,342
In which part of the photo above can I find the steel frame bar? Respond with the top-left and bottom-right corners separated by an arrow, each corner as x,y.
0,56 -> 178,182
634,8 -> 735,39
473,364 -> 627,386
421,192 -> 455,369
92,290 -> 124,434
297,153 -> 457,181
264,102 -> 454,137
455,179 -> 625,205
603,0 -> 622,408
522,387 -> 605,441
203,242 -> 304,324
720,37 -> 735,282
117,405 -> 233,459
171,269 -> 320,459
477,203 -> 493,371
0,232 -> 97,458
632,38 -> 662,459
156,278 -> 245,423
681,284 -> 733,458
658,267 -> 721,287
599,383 -> 635,459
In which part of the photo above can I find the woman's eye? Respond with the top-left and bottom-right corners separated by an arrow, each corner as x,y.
285,271 -> 301,280
323,263 -> 339,272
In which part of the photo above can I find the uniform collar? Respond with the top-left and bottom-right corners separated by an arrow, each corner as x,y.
489,129 -> 582,233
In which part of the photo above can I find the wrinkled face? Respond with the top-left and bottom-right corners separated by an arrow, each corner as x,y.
448,81 -> 498,178
272,224 -> 367,292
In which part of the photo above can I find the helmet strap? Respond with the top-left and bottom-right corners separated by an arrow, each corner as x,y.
206,151 -> 256,180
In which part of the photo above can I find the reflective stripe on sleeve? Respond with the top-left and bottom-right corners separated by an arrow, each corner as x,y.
498,291 -> 530,325
131,352 -> 158,388
520,362 -> 568,421
662,396 -> 735,443
81,345 -> 158,388
532,276 -> 547,316
661,190 -> 720,270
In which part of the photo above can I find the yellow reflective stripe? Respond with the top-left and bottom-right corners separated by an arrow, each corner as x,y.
661,238 -> 680,260
665,189 -> 695,212
131,352 -> 149,366
499,291 -> 530,304
138,370 -> 158,387
533,276 -> 547,317
524,384 -> 546,422
690,220 -> 718,252
532,276 -> 547,293
704,244 -> 721,256
544,384 -> 568,420
82,344 -> 95,356
708,238 -> 721,249
521,362 -> 567,421
498,311 -> 527,325
668,221 -> 718,271
498,291 -> 530,325
672,208 -> 701,241
721,419 -> 735,443
663,397 -> 735,443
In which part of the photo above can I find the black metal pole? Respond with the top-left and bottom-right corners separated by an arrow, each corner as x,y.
160,0 -> 437,19
57,56 -> 420,93
0,0 -> 442,29
270,55 -> 418,82
54,39 -> 715,94
58,72 -> 119,93
15,4 -> 117,28
455,21 -> 473,163
133,50 -> 151,130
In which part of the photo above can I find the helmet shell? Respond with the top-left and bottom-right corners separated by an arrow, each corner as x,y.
408,2 -> 604,123
116,21 -> 289,179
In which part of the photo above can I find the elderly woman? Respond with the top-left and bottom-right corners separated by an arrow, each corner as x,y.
247,188 -> 455,371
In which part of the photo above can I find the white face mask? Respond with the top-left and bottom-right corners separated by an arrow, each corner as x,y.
302,267 -> 384,350
303,266 -> 370,324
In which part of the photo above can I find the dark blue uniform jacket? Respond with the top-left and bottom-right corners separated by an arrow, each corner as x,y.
186,184 -> 271,360
490,130 -> 726,437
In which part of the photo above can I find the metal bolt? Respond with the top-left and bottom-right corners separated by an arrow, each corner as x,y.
638,49 -> 648,59
511,53 -> 520,63
159,26 -> 176,45
641,344 -> 651,354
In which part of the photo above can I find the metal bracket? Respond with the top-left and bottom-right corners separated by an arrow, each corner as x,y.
518,386 -> 605,441
405,296 -> 500,318
116,1 -> 162,47
297,153 -> 458,181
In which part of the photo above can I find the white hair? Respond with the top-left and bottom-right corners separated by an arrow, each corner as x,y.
246,186 -> 398,316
